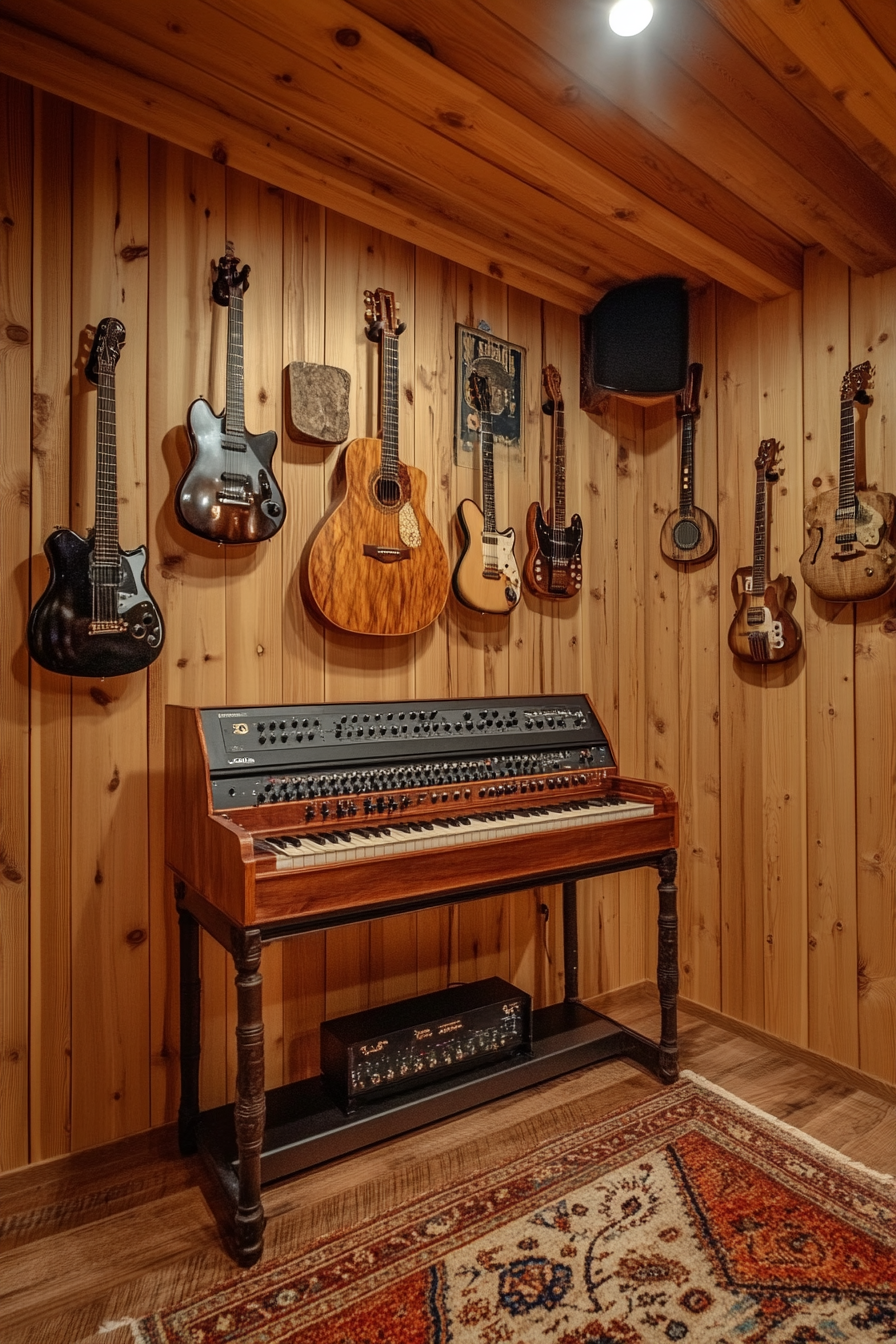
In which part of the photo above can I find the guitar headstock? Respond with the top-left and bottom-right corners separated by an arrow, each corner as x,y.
364,287 -> 406,342
756,437 -> 782,481
677,362 -> 703,419
468,367 -> 492,416
86,317 -> 126,384
840,360 -> 874,405
213,242 -> 250,307
542,364 -> 562,408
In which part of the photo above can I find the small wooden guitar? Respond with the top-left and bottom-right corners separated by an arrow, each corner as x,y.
800,361 -> 896,602
453,368 -> 522,615
301,288 -> 449,636
523,365 -> 583,600
660,362 -> 717,563
28,318 -> 165,677
728,438 -> 801,665
175,245 -> 286,544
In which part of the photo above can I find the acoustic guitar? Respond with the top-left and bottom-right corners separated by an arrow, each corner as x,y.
659,362 -> 717,564
453,368 -> 522,615
301,288 -> 449,636
800,360 -> 896,602
727,438 -> 801,665
523,365 -> 583,600
175,244 -> 286,544
28,318 -> 165,677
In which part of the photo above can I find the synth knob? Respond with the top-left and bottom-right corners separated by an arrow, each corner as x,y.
376,797 -> 385,812
306,805 -> 315,820
320,803 -> 330,818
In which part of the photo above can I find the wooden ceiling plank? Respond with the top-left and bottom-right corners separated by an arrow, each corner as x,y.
484,0 -> 896,274
0,13 -> 600,309
737,0 -> 896,152
699,0 -> 896,191
351,0 -> 804,285
841,0 -> 896,67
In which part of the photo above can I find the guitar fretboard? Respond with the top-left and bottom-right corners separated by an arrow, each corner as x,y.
837,396 -> 857,517
380,331 -> 401,481
224,290 -> 246,439
678,414 -> 695,516
751,466 -> 769,600
480,391 -> 497,536
94,365 -> 120,566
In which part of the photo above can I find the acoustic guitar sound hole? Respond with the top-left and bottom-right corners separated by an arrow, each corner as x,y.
374,474 -> 402,509
672,518 -> 701,551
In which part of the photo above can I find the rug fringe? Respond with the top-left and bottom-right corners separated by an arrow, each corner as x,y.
97,1317 -> 144,1340
680,1069 -> 895,1189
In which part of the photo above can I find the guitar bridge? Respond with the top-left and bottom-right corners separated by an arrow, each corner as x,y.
363,545 -> 410,564
89,618 -> 128,635
217,472 -> 253,507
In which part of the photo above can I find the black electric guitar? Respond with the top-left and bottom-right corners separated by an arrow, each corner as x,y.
28,318 -> 165,677
523,364 -> 583,599
453,369 -> 522,615
727,438 -> 801,665
660,362 -> 717,563
175,245 -> 285,544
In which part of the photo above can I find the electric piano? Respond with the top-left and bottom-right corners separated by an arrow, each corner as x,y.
166,694 -> 679,1265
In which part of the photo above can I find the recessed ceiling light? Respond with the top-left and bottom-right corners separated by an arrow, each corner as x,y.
608,0 -> 654,36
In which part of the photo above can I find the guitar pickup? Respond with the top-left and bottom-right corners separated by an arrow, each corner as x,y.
217,472 -> 252,507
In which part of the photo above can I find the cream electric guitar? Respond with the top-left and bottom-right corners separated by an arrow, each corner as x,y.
452,368 -> 521,615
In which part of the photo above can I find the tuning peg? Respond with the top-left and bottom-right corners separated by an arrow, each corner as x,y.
396,321 -> 407,336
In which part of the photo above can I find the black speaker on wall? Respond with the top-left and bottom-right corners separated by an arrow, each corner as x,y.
580,276 -> 689,411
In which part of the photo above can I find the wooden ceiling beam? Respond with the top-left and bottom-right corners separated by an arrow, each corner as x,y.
487,0 -> 896,275
732,0 -> 896,154
351,0 -> 803,288
841,0 -> 896,67
698,0 -> 896,192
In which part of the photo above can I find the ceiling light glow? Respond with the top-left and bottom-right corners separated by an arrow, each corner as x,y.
608,0 -> 654,36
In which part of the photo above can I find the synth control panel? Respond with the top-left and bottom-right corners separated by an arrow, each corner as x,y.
202,695 -> 616,810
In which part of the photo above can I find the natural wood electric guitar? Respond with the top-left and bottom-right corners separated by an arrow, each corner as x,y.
28,318 -> 165,677
728,438 -> 801,665
301,288 -> 449,636
660,362 -> 717,564
453,368 -> 522,615
800,360 -> 896,602
175,245 -> 286,545
523,365 -> 583,600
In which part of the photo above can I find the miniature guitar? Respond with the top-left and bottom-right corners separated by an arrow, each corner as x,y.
453,368 -> 522,615
175,244 -> 285,544
301,288 -> 449,635
799,361 -> 895,601
28,318 -> 165,676
659,362 -> 717,563
523,365 -> 583,600
727,438 -> 801,665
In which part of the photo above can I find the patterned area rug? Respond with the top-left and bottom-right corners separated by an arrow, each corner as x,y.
133,1073 -> 895,1343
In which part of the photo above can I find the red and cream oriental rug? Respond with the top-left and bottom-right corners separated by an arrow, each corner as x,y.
131,1073 -> 895,1344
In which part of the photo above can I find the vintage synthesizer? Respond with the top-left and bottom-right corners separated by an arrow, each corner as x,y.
165,694 -> 678,930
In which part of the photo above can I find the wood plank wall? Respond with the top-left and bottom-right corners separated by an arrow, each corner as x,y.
1,77 -> 893,1169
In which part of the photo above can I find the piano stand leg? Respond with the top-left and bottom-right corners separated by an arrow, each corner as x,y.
176,888 -> 201,1156
231,926 -> 266,1266
562,880 -> 579,1002
655,849 -> 679,1084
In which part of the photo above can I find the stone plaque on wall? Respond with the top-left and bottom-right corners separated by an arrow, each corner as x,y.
287,362 -> 351,445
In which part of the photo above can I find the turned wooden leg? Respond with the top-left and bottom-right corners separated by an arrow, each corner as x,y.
562,880 -> 579,1002
231,926 -> 266,1266
656,849 -> 679,1084
176,887 -> 201,1155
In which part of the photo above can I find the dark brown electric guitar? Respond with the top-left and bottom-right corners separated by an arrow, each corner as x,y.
523,365 -> 583,600
728,438 -> 801,665
301,288 -> 450,636
175,245 -> 285,544
800,361 -> 896,602
660,362 -> 717,564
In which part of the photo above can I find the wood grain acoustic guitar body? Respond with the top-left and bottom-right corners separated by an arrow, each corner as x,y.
453,368 -> 522,616
659,362 -> 717,564
523,365 -> 583,600
799,361 -> 896,602
727,438 -> 801,666
301,288 -> 449,636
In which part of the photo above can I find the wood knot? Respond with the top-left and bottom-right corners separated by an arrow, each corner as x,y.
211,141 -> 228,165
613,209 -> 635,221
488,262 -> 504,279
6,323 -> 29,344
126,928 -> 147,946
438,110 -> 468,128
561,85 -> 580,105
177,657 -> 188,668
107,767 -> 121,792
258,387 -> 268,404
120,244 -> 148,262
94,867 -> 103,885
167,19 -> 184,32
275,72 -> 293,84
3,864 -> 23,884
335,27 -> 361,46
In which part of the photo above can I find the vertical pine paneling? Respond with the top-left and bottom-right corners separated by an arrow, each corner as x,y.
850,265 -> 896,1081
69,110 -> 151,1149
802,247 -> 858,1066
0,75 -> 33,1170
29,89 -> 72,1161
146,141 -> 228,1119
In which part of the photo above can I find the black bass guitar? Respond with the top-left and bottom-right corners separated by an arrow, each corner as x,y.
523,364 -> 583,599
28,318 -> 165,677
175,245 -> 285,544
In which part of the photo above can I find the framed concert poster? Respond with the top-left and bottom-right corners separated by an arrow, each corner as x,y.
454,325 -> 525,470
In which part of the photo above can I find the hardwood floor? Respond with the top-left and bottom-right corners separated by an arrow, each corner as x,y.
1,983 -> 893,1344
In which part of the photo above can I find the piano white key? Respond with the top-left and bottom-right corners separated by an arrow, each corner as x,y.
260,796 -> 654,871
